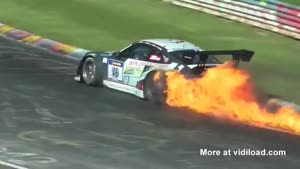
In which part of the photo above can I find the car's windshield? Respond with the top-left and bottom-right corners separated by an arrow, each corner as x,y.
167,50 -> 221,64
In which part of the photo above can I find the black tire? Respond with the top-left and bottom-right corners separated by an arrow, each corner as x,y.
81,57 -> 103,87
143,71 -> 167,104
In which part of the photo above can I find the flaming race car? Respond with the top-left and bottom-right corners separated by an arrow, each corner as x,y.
74,39 -> 254,102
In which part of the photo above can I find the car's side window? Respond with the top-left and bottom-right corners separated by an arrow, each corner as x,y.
131,44 -> 154,61
119,44 -> 136,59
119,43 -> 158,61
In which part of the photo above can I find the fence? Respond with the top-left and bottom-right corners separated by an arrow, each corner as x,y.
163,0 -> 300,39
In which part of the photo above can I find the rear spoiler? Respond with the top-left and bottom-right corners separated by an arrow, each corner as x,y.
198,49 -> 254,67
169,49 -> 255,76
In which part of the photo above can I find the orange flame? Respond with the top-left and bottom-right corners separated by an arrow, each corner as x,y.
163,63 -> 300,135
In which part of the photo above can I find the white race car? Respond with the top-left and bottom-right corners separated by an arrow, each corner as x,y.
74,39 -> 254,102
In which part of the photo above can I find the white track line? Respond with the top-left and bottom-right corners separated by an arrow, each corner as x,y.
0,160 -> 28,169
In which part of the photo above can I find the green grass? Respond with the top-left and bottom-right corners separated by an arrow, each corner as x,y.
0,0 -> 299,103
282,0 -> 300,6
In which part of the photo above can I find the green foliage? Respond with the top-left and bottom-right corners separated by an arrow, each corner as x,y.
282,0 -> 300,6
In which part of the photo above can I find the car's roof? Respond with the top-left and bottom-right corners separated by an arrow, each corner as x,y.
140,39 -> 203,52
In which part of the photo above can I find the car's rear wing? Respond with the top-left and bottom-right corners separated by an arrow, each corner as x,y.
168,49 -> 255,76
197,49 -> 255,67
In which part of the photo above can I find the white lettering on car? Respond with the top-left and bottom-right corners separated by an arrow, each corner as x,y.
127,60 -> 166,67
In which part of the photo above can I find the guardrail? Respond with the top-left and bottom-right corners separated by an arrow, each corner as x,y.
164,0 -> 300,39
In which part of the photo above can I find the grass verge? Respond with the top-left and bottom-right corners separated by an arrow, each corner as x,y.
0,0 -> 299,103
282,0 -> 300,6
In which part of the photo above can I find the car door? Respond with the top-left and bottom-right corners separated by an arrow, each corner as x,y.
106,43 -> 155,84
120,43 -> 161,86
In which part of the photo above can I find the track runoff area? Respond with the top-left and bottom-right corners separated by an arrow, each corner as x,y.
0,35 -> 300,169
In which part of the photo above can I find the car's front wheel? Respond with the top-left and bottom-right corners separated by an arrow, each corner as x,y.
81,57 -> 103,86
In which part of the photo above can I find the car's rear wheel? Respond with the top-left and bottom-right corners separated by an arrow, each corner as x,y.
143,71 -> 167,104
81,57 -> 103,86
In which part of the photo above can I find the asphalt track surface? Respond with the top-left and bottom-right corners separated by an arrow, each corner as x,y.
0,36 -> 300,169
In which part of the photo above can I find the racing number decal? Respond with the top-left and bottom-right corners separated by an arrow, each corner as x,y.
108,59 -> 123,82
112,67 -> 119,78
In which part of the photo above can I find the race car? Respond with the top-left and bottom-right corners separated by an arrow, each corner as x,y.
74,39 -> 254,102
